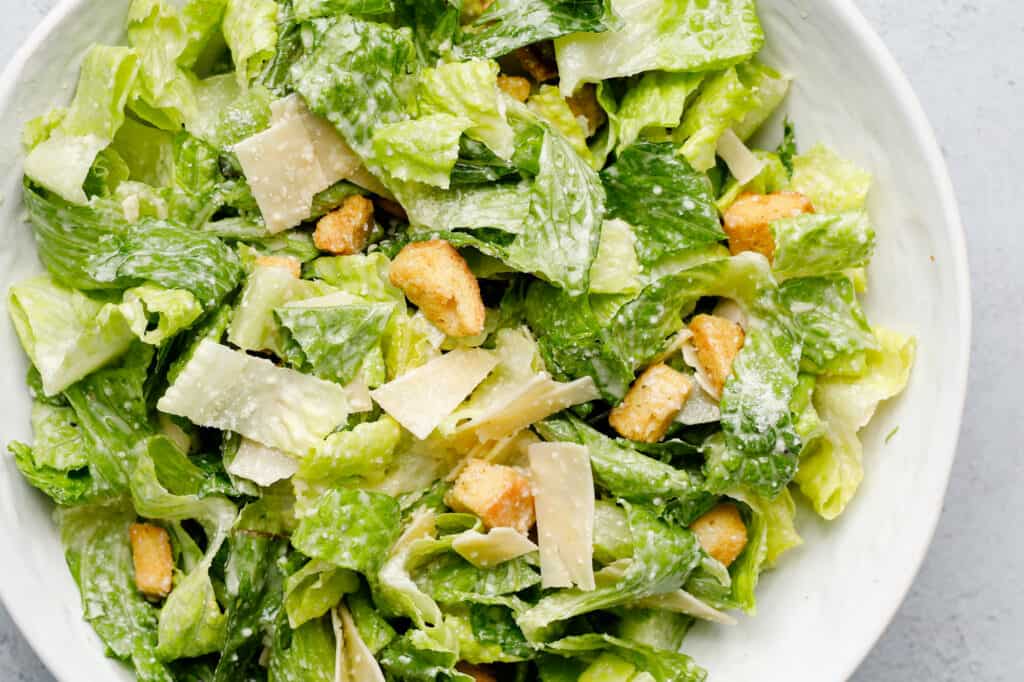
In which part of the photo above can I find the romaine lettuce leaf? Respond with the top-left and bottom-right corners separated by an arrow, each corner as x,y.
415,553 -> 540,606
227,267 -> 328,354
23,46 -> 139,204
589,219 -> 642,295
284,560 -> 360,628
372,115 -> 470,188
771,211 -> 876,280
277,300 -> 395,385
528,85 -> 592,164
268,616 -> 337,682
126,0 -> 197,131
223,0 -> 279,86
24,184 -> 244,309
795,328 -> 916,519
548,634 -> 707,682
419,60 -> 516,160
120,284 -> 203,346
292,488 -> 402,575
293,0 -> 394,19
8,439 -> 95,506
609,71 -> 704,155
8,275 -> 134,396
298,416 -> 403,485
780,275 -> 880,375
378,629 -> 473,682
791,144 -> 873,213
674,67 -> 759,172
306,252 -> 404,304
292,16 -> 418,159
58,504 -> 174,681
517,504 -> 702,641
456,0 -> 619,60
601,141 -> 724,265
555,0 -> 763,95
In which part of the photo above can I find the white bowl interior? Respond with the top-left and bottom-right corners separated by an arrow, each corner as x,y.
0,1 -> 969,681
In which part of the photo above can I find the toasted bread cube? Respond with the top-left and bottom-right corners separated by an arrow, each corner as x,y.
689,314 -> 745,397
456,663 -> 498,682
515,45 -> 557,83
722,192 -> 815,260
445,460 -> 536,534
566,84 -> 606,137
129,523 -> 174,599
389,240 -> 486,338
690,503 -> 748,567
254,255 -> 302,278
497,75 -> 532,103
314,194 -> 375,255
609,364 -> 692,443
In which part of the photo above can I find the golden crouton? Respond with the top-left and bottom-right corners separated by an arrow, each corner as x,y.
254,255 -> 301,278
313,194 -> 375,255
689,314 -> 745,397
566,84 -> 606,137
456,663 -> 498,682
722,192 -> 815,260
497,75 -> 532,103
129,523 -> 174,599
445,460 -> 536,534
389,240 -> 486,338
690,503 -> 748,567
515,45 -> 557,83
609,364 -> 692,443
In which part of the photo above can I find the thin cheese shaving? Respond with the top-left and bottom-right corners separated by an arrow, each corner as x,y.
333,604 -> 385,682
370,349 -> 498,439
226,438 -> 299,487
157,340 -> 350,455
469,375 -> 600,442
451,528 -> 538,568
528,442 -> 596,591
717,128 -> 766,186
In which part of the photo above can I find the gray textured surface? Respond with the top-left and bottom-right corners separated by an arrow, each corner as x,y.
0,1 -> 1020,680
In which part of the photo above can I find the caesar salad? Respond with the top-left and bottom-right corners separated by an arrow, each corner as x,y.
7,0 -> 915,680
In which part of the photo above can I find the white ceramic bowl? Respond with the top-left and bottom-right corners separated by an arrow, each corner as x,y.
0,1 -> 970,680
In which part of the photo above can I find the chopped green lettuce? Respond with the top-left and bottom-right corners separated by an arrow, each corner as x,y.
8,275 -> 134,396
589,219 -> 642,295
610,71 -> 704,154
268,616 -> 337,682
555,0 -> 764,95
419,60 -> 516,160
549,634 -> 707,682
791,144 -> 873,212
298,416 -> 403,485
795,328 -> 916,519
372,115 -> 471,188
223,0 -> 279,87
292,488 -> 402,574
126,0 -> 197,131
284,560 -> 360,628
601,141 -> 724,265
528,85 -> 592,164
456,0 -> 619,60
771,211 -> 876,280
293,0 -> 395,19
727,488 -> 802,613
120,284 -> 203,346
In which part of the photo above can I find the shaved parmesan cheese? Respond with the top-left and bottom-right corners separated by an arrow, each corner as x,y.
712,298 -> 748,329
528,442 -> 595,591
470,375 -> 600,442
343,379 -> 373,414
452,528 -> 538,568
234,115 -> 330,233
676,384 -> 722,425
333,605 -> 385,682
632,590 -> 737,626
370,349 -> 498,440
271,94 -> 392,198
227,438 -> 299,487
717,128 -> 766,186
157,341 -> 350,455
681,334 -> 720,400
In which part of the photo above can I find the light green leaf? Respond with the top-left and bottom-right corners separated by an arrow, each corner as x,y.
268,616 -> 337,682
292,488 -> 402,574
727,488 -> 802,613
294,0 -> 395,19
795,328 -> 916,519
419,59 -> 516,160
227,266 -> 330,354
771,211 -> 876,280
675,67 -> 760,172
8,275 -> 134,396
120,284 -> 203,346
372,114 -> 471,189
223,0 -> 279,87
589,219 -> 642,295
528,85 -> 592,164
299,416 -> 403,485
549,634 -> 707,682
791,144 -> 873,213
555,0 -> 763,95
284,560 -> 360,629
127,0 -> 198,130
611,71 -> 704,154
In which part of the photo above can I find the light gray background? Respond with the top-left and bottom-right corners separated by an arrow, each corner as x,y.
0,1 -> 1020,680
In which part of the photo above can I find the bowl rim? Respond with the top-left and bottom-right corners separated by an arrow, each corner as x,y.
0,1 -> 972,680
